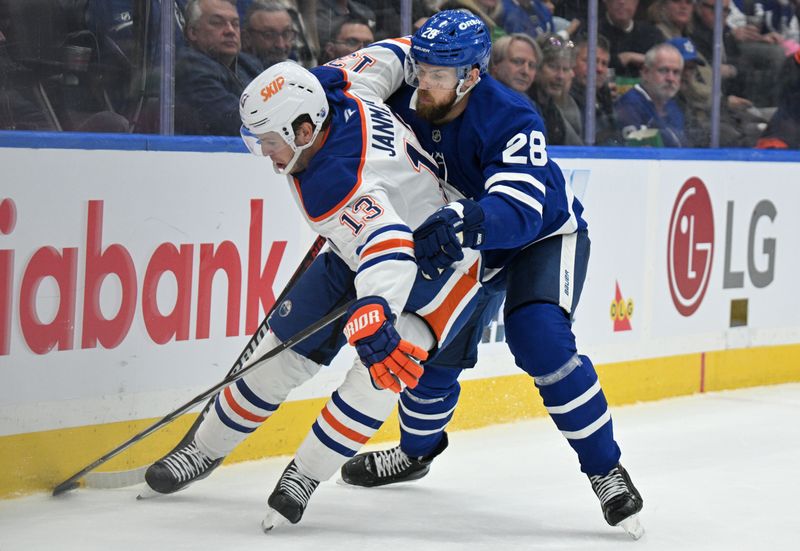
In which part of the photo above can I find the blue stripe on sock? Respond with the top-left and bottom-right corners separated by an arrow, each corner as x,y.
331,391 -> 383,429
311,422 -> 357,457
214,397 -> 256,433
235,379 -> 279,411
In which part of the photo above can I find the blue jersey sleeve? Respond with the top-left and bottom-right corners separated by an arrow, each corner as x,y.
469,88 -> 555,249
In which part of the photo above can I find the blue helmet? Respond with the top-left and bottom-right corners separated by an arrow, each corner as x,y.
410,10 -> 491,77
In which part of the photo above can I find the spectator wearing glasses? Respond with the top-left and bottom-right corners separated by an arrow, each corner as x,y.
490,33 -> 541,98
176,0 -> 263,135
600,0 -> 666,78
242,1 -> 297,68
570,36 -> 623,145
529,33 -> 584,144
615,42 -> 688,147
320,16 -> 375,63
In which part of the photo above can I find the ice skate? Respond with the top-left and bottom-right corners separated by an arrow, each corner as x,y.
262,460 -> 319,532
340,433 -> 448,487
140,440 -> 222,497
588,463 -> 644,540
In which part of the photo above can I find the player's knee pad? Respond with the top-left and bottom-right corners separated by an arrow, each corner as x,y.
505,302 -> 578,378
296,361 -> 397,481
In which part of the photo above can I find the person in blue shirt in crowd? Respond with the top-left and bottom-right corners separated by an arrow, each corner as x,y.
175,0 -> 262,135
614,41 -> 687,147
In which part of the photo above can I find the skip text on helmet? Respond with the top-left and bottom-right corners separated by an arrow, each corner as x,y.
260,76 -> 285,102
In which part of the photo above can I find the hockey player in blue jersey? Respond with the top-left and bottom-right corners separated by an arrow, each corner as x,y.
142,59 -> 500,531
337,11 -> 644,539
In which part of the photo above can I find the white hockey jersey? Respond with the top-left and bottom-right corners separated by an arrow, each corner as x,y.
286,62 -> 480,346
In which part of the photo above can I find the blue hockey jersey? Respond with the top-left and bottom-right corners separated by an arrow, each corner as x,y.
323,39 -> 587,271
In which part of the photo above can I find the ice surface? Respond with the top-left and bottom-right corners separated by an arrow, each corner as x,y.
2,384 -> 799,551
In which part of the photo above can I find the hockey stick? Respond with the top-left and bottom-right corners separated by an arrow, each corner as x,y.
161,235 -> 327,449
74,235 -> 326,490
52,296 -> 354,496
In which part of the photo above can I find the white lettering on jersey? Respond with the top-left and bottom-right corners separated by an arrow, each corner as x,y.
362,98 -> 396,156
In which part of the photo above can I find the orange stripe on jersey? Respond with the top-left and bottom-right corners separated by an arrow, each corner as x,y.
361,238 -> 415,259
321,406 -> 369,444
422,261 -> 480,342
298,70 -> 369,223
388,37 -> 411,46
224,386 -> 268,423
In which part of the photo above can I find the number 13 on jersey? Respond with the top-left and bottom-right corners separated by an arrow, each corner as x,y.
340,195 -> 385,235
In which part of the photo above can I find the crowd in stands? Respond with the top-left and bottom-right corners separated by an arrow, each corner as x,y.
0,0 -> 798,148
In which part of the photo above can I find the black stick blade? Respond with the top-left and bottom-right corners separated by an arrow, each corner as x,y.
52,480 -> 80,496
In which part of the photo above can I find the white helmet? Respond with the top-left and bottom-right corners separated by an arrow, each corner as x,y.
239,61 -> 329,174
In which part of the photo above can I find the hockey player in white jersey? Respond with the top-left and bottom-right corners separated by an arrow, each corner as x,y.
332,12 -> 644,539
142,60 -> 497,531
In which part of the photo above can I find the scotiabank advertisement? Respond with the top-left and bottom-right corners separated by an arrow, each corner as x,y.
0,148 -> 317,435
2,146 -> 800,437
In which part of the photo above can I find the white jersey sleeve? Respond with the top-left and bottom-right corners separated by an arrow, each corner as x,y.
323,38 -> 411,102
288,85 -> 445,319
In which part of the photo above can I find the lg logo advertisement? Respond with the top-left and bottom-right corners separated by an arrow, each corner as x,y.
667,177 -> 715,317
666,176 -> 777,321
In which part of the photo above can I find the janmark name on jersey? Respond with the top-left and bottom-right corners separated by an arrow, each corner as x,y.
362,98 -> 396,157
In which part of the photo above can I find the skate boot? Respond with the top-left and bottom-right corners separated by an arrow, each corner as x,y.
340,432 -> 448,487
588,463 -> 644,540
262,460 -> 320,532
141,440 -> 223,496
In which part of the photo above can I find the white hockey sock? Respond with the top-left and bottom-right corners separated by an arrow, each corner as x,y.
195,332 -> 322,459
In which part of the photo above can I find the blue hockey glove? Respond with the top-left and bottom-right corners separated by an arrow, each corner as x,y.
413,199 -> 485,280
343,296 -> 428,393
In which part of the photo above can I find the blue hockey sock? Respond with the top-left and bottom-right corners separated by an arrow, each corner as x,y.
506,303 -> 621,474
399,365 -> 461,458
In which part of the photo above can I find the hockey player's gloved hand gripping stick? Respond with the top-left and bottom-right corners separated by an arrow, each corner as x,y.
52,295 -> 354,496
414,199 -> 485,280
52,236 -> 328,496
344,297 -> 428,393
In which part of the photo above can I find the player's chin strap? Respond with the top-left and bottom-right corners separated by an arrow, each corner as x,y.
454,75 -> 480,106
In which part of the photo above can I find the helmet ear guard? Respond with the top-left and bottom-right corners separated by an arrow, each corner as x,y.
239,62 -> 329,173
